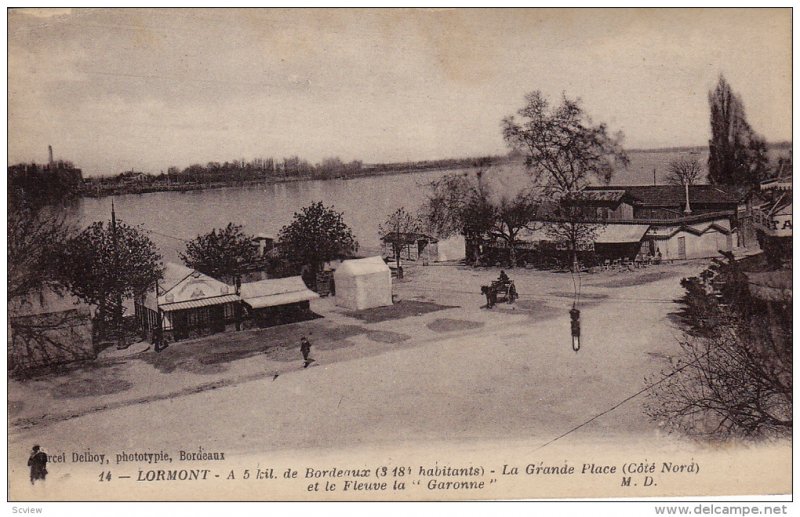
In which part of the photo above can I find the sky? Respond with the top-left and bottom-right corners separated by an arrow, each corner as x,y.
7,8 -> 792,177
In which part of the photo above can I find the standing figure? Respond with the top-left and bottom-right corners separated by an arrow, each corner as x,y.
153,327 -> 168,353
570,307 -> 581,352
482,285 -> 495,309
300,336 -> 312,368
507,281 -> 518,303
28,445 -> 48,485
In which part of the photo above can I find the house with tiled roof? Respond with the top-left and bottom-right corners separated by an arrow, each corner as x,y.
581,184 -> 747,220
510,184 -> 751,264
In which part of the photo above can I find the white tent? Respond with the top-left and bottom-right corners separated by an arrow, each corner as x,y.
333,256 -> 393,310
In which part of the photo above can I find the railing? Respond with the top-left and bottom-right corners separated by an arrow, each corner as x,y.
533,210 -> 735,226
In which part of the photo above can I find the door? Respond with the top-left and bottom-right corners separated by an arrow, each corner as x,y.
210,305 -> 225,332
172,310 -> 189,341
677,236 -> 686,260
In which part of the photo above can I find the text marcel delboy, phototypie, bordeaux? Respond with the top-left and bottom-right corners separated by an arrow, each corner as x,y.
37,444 -> 702,493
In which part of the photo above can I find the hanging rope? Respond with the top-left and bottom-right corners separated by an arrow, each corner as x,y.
570,257 -> 581,353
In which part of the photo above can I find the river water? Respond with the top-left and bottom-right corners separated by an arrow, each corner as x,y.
74,168 -> 464,264
71,150 -> 710,264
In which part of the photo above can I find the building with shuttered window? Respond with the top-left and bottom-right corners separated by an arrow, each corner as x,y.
135,263 -> 241,343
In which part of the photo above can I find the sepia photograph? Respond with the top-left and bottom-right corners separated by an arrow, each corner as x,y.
5,6 -> 793,507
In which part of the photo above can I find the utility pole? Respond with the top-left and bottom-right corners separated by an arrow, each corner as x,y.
111,199 -> 124,349
653,168 -> 657,186
153,275 -> 167,352
683,181 -> 692,215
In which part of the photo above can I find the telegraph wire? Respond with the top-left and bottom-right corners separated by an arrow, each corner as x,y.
141,227 -> 189,243
111,215 -> 189,243
531,349 -> 711,452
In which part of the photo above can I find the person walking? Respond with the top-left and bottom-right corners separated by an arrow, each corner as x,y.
28,445 -> 48,485
300,336 -> 312,368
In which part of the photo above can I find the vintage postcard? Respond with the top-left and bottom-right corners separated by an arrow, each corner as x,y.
6,7 -> 792,504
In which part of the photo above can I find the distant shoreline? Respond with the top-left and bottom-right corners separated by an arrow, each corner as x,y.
77,163 -> 481,199
626,141 -> 791,154
72,141 -> 792,199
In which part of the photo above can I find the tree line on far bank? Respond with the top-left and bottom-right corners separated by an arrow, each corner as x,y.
77,154 -> 508,197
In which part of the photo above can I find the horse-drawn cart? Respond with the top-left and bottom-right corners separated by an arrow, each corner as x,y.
481,280 -> 518,307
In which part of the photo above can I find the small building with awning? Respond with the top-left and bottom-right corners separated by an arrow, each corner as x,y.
239,276 -> 320,326
135,263 -> 241,342
592,224 -> 651,260
512,218 -> 733,264
380,232 -> 439,264
512,183 -> 742,264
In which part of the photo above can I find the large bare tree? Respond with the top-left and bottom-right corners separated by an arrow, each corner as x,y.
502,91 -> 628,269
8,205 -> 88,375
8,205 -> 74,301
666,157 -> 704,187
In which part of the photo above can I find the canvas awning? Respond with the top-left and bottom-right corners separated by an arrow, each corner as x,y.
159,294 -> 241,312
240,276 -> 319,309
593,224 -> 650,244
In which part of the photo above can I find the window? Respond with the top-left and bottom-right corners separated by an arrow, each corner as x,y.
224,303 -> 236,320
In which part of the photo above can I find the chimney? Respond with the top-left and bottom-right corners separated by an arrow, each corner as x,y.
683,182 -> 692,215
48,145 -> 54,166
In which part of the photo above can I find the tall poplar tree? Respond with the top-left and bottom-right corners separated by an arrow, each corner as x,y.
708,75 -> 769,186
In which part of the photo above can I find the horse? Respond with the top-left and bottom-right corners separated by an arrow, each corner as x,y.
481,284 -> 498,308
